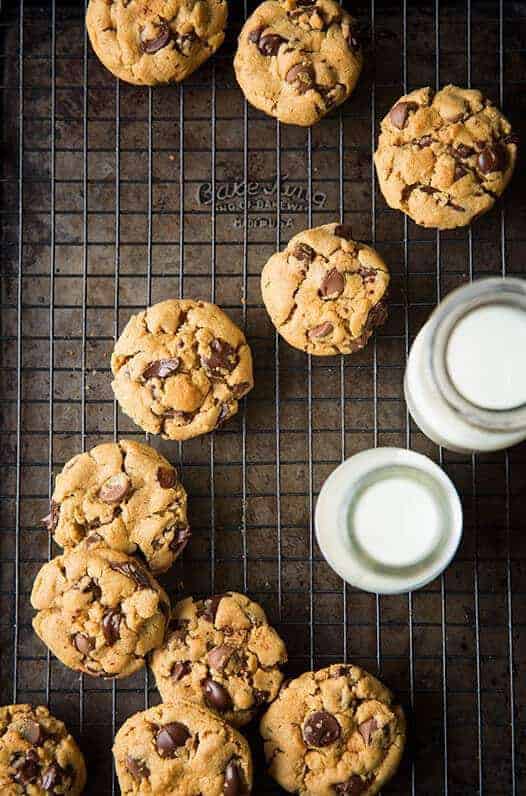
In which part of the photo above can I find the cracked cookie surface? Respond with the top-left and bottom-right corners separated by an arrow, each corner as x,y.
0,704 -> 86,796
31,541 -> 170,679
260,664 -> 405,796
113,700 -> 253,795
86,0 -> 227,86
111,299 -> 254,441
261,223 -> 389,356
234,0 -> 362,126
150,592 -> 287,727
42,439 -> 189,575
374,84 -> 518,229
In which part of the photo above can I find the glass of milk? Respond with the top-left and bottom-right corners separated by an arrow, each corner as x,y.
405,277 -> 526,453
315,448 -> 463,594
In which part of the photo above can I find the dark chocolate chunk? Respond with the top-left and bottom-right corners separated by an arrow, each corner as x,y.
334,224 -> 353,240
207,644 -> 234,671
202,678 -> 232,711
171,660 -> 191,681
258,33 -> 286,56
41,762 -> 62,791
415,135 -> 433,148
22,720 -> 44,746
320,268 -> 345,298
203,339 -> 238,374
110,561 -> 151,590
82,578 -> 102,601
292,242 -> 316,262
102,609 -> 121,645
285,63 -> 315,94
454,163 -> 467,181
42,500 -> 59,532
173,30 -> 197,55
420,185 -> 438,195
126,756 -> 149,781
303,711 -> 341,747
141,19 -> 171,54
334,775 -> 372,795
358,717 -> 378,745
13,750 -> 39,785
231,381 -> 250,399
143,358 -> 180,380
155,722 -> 190,757
157,466 -> 177,489
389,101 -> 418,129
477,144 -> 506,174
503,133 -> 519,146
199,594 -> 224,623
248,25 -> 265,44
99,473 -> 130,504
455,144 -> 475,159
169,525 -> 191,553
308,322 -> 333,339
223,759 -> 245,796
73,633 -> 94,655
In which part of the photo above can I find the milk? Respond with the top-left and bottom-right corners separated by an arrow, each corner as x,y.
405,278 -> 526,453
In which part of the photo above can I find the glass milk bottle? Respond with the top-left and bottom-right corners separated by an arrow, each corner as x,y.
404,278 -> 526,453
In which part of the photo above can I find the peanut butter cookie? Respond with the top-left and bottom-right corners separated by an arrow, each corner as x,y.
234,0 -> 362,126
260,663 -> 406,795
111,299 -> 254,441
41,439 -> 189,575
151,592 -> 287,727
86,0 -> 228,86
374,84 -> 518,229
261,223 -> 389,356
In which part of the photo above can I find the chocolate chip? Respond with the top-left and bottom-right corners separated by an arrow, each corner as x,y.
447,201 -> 464,212
232,381 -> 250,399
308,322 -> 333,339
173,30 -> 197,56
320,268 -> 345,299
73,633 -> 94,655
504,133 -> 520,146
248,25 -> 264,44
41,762 -> 62,791
22,720 -> 44,746
202,678 -> 232,711
99,473 -> 130,504
156,722 -> 190,757
13,750 -> 39,785
358,267 -> 377,283
169,524 -> 191,553
102,609 -> 121,645
334,775 -> 371,795
199,594 -> 224,622
41,500 -> 59,532
420,185 -> 438,195
254,689 -> 270,706
366,299 -> 388,330
141,19 -> 171,54
110,561 -> 150,589
157,466 -> 177,489
82,578 -> 102,601
258,33 -> 286,56
143,358 -> 180,380
285,63 -> 315,94
303,711 -> 341,747
389,101 -> 418,129
358,717 -> 378,745
478,144 -> 506,174
415,135 -> 433,148
401,184 -> 416,202
126,756 -> 149,781
203,339 -> 238,374
455,144 -> 475,159
454,163 -> 467,181
223,759 -> 245,796
334,224 -> 353,240
85,532 -> 102,546
292,242 -> 315,262
297,0 -> 317,4
171,660 -> 191,681
208,644 -> 233,671
217,402 -> 232,425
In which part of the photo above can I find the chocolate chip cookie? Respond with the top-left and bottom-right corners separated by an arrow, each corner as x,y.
31,541 -> 170,679
113,700 -> 253,795
150,592 -> 287,727
86,0 -> 228,86
42,439 -> 189,575
374,84 -> 518,229
0,704 -> 87,795
260,664 -> 406,795
234,0 -> 363,126
261,223 -> 389,356
111,299 -> 253,441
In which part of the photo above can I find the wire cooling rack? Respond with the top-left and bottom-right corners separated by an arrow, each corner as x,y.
1,1 -> 525,793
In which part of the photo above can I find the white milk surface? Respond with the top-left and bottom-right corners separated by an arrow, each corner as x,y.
446,304 -> 526,411
351,474 -> 441,568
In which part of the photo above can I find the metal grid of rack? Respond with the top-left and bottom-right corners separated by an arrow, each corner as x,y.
1,1 -> 525,793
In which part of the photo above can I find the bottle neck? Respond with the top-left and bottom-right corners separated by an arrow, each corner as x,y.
428,277 -> 526,434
